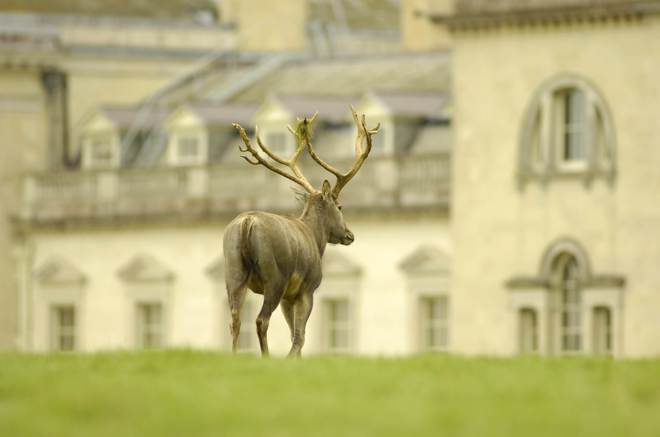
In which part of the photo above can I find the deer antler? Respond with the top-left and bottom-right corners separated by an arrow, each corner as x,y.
233,123 -> 317,194
305,106 -> 380,199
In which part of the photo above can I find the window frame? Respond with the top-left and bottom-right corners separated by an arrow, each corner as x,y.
50,304 -> 77,352
518,74 -> 616,187
322,297 -> 352,354
83,132 -> 120,169
135,301 -> 165,350
418,294 -> 450,353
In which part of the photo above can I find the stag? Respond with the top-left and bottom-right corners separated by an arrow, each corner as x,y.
224,108 -> 379,357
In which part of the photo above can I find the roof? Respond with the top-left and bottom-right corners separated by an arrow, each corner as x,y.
455,0 -> 649,14
274,95 -> 358,123
371,91 -> 448,119
226,53 -> 451,104
0,0 -> 218,21
309,0 -> 400,31
434,0 -> 660,29
99,105 -> 168,129
186,102 -> 258,126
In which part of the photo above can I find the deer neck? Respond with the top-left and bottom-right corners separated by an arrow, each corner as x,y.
300,201 -> 328,256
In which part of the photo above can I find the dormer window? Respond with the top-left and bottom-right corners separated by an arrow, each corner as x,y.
83,133 -> 118,169
519,74 -> 616,187
169,130 -> 206,166
177,135 -> 201,163
264,131 -> 290,155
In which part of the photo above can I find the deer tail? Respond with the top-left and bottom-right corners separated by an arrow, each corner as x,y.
239,214 -> 255,270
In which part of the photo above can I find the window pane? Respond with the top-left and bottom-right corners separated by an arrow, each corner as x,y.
266,132 -> 287,154
326,299 -> 350,352
420,296 -> 449,352
237,301 -> 256,351
519,308 -> 538,354
52,305 -> 76,352
559,256 -> 582,354
557,88 -> 586,163
91,138 -> 113,164
593,306 -> 612,356
137,303 -> 163,349
178,136 -> 199,159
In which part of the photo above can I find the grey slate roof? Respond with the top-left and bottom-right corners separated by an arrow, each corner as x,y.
186,102 -> 258,126
371,91 -> 449,119
274,95 -> 359,123
226,53 -> 451,104
98,105 -> 168,129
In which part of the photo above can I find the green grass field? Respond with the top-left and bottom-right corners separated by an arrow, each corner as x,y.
0,351 -> 659,437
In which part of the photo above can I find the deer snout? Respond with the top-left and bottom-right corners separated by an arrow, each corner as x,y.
341,229 -> 354,245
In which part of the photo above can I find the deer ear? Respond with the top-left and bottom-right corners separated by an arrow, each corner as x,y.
321,179 -> 332,199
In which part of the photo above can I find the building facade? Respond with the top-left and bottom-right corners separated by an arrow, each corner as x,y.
436,0 -> 660,357
4,0 -> 660,357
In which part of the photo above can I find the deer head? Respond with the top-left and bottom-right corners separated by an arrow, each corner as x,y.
232,107 -> 379,246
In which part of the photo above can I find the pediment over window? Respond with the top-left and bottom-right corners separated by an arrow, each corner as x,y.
399,245 -> 450,275
35,257 -> 86,286
118,254 -> 174,283
205,256 -> 224,280
323,250 -> 362,276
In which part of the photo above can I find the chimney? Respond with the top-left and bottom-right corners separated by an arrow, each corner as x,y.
402,0 -> 454,52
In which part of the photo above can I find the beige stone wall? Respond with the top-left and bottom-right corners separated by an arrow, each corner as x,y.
402,0 -> 453,51
451,18 -> 660,356
24,215 -> 449,355
0,70 -> 49,349
234,0 -> 308,52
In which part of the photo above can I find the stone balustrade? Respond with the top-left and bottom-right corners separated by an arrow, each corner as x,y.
21,153 -> 450,225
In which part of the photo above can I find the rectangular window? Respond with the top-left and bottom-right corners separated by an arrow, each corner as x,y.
265,132 -> 288,155
519,308 -> 538,354
136,302 -> 164,349
51,305 -> 76,351
236,300 -> 256,352
373,127 -> 387,154
592,306 -> 612,356
419,296 -> 449,352
177,136 -> 200,162
556,88 -> 586,164
324,299 -> 351,353
89,137 -> 114,166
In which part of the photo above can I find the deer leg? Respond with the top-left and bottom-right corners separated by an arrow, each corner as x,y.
228,284 -> 248,353
256,285 -> 284,357
287,292 -> 313,358
281,298 -> 295,343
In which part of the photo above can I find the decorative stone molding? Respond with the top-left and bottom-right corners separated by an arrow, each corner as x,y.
517,73 -> 616,189
399,244 -> 450,275
117,254 -> 174,283
35,257 -> 86,286
506,237 -> 625,356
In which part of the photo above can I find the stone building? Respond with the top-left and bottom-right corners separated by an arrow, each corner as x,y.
431,0 -> 660,357
3,0 -> 660,357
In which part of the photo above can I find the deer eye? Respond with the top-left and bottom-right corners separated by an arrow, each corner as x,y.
337,205 -> 343,211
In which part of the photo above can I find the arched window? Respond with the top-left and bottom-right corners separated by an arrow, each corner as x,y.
519,74 -> 616,187
553,253 -> 583,354
519,308 -> 538,354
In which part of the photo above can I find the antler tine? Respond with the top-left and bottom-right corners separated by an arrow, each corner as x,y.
233,123 -> 317,194
306,106 -> 380,199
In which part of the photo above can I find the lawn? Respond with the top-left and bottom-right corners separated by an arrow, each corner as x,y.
0,351 -> 659,437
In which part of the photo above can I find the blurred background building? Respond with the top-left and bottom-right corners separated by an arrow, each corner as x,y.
0,0 -> 658,357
